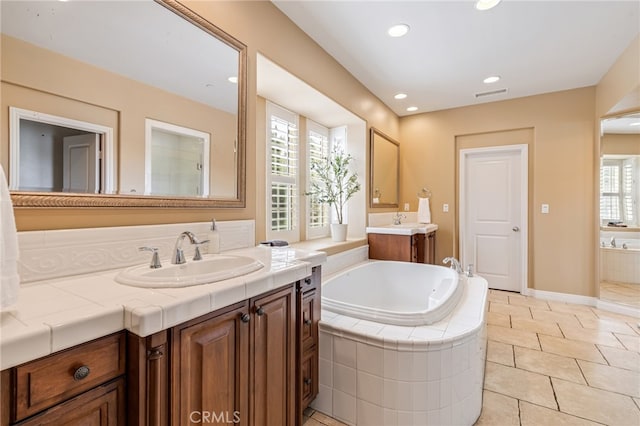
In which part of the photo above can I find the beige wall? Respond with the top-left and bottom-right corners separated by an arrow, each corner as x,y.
596,36 -> 640,117
400,87 -> 596,296
601,134 -> 640,155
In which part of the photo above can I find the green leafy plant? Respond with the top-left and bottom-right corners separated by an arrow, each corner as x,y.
306,148 -> 361,224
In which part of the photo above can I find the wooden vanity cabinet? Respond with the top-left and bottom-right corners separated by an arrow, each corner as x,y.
368,231 -> 436,264
169,285 -> 295,426
296,266 -> 321,425
1,332 -> 126,425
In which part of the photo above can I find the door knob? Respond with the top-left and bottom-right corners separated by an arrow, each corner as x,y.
512,226 -> 520,232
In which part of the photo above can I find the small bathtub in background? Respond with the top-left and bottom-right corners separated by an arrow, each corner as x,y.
312,260 -> 488,426
600,231 -> 640,285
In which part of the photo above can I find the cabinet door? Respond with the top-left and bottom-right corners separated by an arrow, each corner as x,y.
368,233 -> 413,262
251,285 -> 295,426
16,378 -> 124,426
172,301 -> 250,426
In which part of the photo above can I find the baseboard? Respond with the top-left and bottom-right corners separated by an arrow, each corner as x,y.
524,288 -> 640,318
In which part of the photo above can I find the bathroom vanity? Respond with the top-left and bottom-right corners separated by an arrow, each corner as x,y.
366,223 -> 438,264
0,234 -> 323,426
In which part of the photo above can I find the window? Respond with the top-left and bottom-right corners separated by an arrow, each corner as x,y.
307,120 -> 330,239
600,157 -> 638,226
267,102 -> 299,241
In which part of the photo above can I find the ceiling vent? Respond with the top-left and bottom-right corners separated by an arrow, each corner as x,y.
475,88 -> 508,98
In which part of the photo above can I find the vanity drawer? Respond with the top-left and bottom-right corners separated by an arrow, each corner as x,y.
13,332 -> 126,422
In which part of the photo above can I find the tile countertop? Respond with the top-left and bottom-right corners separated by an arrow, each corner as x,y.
365,223 -> 438,236
0,246 -> 326,370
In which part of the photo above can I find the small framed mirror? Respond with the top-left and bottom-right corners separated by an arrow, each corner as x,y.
370,128 -> 399,208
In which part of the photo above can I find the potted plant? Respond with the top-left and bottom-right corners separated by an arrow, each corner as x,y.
306,147 -> 361,241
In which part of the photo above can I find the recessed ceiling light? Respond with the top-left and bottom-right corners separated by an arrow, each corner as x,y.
388,24 -> 410,38
483,76 -> 501,84
394,93 -> 407,100
630,122 -> 640,126
228,76 -> 238,84
475,0 -> 501,11
406,106 -> 418,112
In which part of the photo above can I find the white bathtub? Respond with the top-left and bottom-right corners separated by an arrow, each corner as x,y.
322,261 -> 462,326
313,260 -> 488,426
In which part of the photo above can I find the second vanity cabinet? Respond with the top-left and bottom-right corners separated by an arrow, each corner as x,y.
368,230 -> 436,264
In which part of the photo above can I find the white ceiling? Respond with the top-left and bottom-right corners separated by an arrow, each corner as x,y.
273,0 -> 640,116
602,113 -> 640,134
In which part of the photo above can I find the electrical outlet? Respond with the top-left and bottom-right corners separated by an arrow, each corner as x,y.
404,203 -> 410,211
443,204 -> 449,213
541,204 -> 549,214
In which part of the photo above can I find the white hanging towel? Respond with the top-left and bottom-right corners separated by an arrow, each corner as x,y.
0,165 -> 19,308
417,197 -> 431,224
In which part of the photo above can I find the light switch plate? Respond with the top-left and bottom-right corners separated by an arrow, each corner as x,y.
541,204 -> 549,214
443,204 -> 449,213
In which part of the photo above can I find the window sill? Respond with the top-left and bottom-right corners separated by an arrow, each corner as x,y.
289,237 -> 367,257
600,226 -> 640,232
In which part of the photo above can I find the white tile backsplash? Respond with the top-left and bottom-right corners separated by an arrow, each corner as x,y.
18,220 -> 255,283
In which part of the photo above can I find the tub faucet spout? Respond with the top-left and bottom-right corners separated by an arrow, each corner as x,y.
443,257 -> 463,274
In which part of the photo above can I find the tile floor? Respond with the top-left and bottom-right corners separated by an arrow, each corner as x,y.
600,281 -> 640,308
304,289 -> 640,426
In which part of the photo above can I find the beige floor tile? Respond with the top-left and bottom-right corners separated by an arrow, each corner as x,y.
559,325 -> 625,349
484,361 -> 557,409
578,316 -> 639,336
508,295 -> 550,310
490,301 -> 532,319
635,397 -> 640,410
474,390 -> 519,426
487,340 -> 514,366
519,401 -> 602,426
548,301 -> 598,316
552,378 -> 640,425
514,346 -> 585,384
311,411 -> 349,426
303,418 -> 325,426
578,359 -> 640,398
531,309 -> 583,328
488,291 -> 509,304
486,310 -> 511,327
598,344 -> 640,372
487,324 -> 541,350
511,317 -> 563,337
538,334 -> 606,364
615,332 -> 640,352
592,308 -> 640,324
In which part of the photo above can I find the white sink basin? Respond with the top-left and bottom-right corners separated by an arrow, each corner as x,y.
115,255 -> 264,288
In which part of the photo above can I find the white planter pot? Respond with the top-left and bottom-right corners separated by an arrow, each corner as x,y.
330,223 -> 348,242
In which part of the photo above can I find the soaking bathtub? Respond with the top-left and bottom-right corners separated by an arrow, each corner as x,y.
322,261 -> 463,326
313,260 -> 489,426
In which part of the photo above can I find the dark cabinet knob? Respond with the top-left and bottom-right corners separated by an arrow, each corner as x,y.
73,365 -> 90,381
304,319 -> 312,326
303,378 -> 312,385
304,278 -> 312,285
256,306 -> 264,316
240,313 -> 250,323
147,348 -> 164,360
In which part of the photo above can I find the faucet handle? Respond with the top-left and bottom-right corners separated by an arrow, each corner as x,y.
192,240 -> 210,261
139,246 -> 162,269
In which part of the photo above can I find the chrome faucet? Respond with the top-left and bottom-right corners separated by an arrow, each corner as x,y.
139,246 -> 162,269
610,237 -> 616,248
392,212 -> 406,225
172,231 -> 199,265
443,257 -> 464,274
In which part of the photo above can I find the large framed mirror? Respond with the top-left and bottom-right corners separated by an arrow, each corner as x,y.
370,128 -> 399,208
598,111 -> 640,308
1,0 -> 246,208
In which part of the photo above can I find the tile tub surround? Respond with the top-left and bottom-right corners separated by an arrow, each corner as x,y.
312,277 -> 488,426
0,242 -> 326,370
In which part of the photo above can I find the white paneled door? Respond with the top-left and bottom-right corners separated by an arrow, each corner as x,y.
460,145 -> 527,292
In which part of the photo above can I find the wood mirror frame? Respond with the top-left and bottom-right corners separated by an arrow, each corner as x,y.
8,0 -> 247,208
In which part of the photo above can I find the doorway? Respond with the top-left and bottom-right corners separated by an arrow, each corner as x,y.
460,144 -> 528,293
